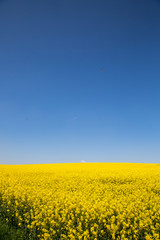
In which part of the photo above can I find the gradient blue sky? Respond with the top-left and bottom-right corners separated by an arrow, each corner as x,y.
0,0 -> 160,164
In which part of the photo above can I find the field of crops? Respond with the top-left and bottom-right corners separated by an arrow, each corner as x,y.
0,163 -> 160,240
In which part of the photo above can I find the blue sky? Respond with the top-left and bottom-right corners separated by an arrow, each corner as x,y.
0,0 -> 160,164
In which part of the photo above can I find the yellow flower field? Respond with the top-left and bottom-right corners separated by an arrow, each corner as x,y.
0,163 -> 160,240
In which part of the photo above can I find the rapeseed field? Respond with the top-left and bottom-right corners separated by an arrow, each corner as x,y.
0,163 -> 160,240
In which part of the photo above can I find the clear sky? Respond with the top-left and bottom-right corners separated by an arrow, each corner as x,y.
0,0 -> 160,164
